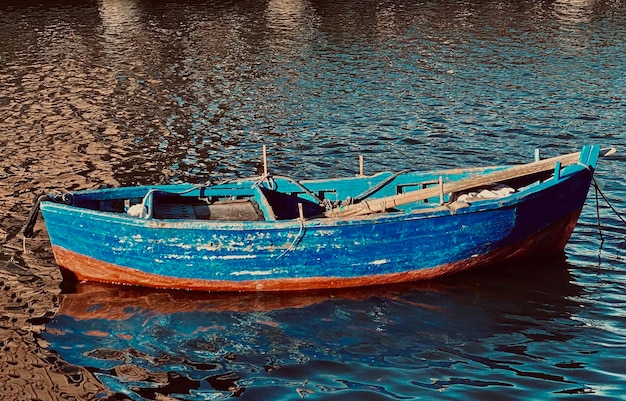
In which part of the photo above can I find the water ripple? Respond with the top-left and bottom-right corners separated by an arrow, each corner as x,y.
1,0 -> 625,399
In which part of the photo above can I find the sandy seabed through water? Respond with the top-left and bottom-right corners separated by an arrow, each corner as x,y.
1,189 -> 113,400
0,74 -> 121,399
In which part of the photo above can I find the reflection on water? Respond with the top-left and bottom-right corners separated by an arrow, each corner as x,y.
553,0 -> 595,24
1,0 -> 625,399
1,0 -> 624,189
45,262 -> 593,400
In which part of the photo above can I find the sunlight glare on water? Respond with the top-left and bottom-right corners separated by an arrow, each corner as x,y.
0,0 -> 624,399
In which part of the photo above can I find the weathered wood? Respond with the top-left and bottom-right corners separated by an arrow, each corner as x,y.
36,145 -> 608,292
359,155 -> 364,177
325,149 -> 586,218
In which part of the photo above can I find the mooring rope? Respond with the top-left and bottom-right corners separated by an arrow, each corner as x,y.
591,177 -> 626,263
592,177 -> 626,227
594,182 -> 604,244
277,218 -> 305,259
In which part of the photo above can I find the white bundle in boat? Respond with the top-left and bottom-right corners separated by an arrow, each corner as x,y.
127,203 -> 148,218
454,184 -> 515,203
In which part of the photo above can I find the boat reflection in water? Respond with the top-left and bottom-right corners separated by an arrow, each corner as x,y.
44,261 -> 586,400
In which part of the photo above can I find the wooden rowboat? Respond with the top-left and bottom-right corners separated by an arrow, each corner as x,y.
25,145 -> 610,291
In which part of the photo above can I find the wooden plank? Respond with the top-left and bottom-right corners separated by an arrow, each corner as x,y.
325,147 -> 596,218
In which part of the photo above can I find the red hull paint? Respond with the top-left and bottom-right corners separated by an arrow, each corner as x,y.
52,211 -> 581,292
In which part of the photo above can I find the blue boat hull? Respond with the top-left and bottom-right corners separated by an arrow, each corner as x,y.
39,148 -> 599,291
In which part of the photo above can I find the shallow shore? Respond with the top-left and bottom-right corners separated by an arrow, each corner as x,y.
0,191 -> 112,399
0,248 -> 109,400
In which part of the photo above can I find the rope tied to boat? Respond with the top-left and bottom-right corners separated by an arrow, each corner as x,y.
252,173 -> 277,191
21,191 -> 73,239
21,195 -> 50,239
253,173 -> 328,208
592,177 -> 626,227
592,177 -> 626,259
277,215 -> 306,259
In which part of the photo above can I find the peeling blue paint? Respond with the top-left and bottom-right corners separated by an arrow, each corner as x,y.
39,146 -> 600,289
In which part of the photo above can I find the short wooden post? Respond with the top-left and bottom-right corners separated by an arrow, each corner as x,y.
439,176 -> 444,205
359,155 -> 364,177
262,145 -> 268,176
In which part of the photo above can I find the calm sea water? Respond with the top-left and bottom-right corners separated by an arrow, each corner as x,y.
1,0 -> 625,400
